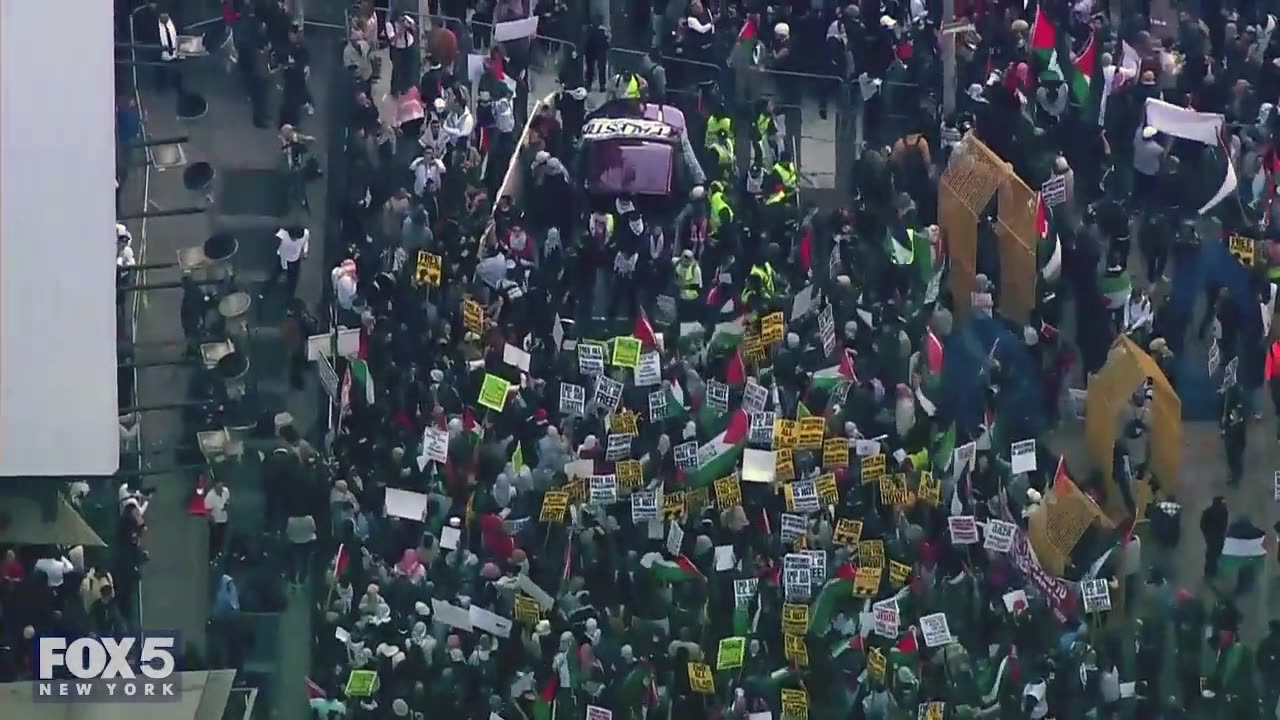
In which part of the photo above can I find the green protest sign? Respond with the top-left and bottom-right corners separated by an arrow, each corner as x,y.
477,374 -> 512,412
717,636 -> 746,669
612,336 -> 642,368
345,669 -> 378,697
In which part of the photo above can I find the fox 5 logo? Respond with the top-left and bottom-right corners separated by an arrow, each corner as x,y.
35,635 -> 179,702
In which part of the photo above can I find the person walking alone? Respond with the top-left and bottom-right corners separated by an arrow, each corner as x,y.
204,479 -> 231,562
1200,496 -> 1229,579
266,225 -> 309,300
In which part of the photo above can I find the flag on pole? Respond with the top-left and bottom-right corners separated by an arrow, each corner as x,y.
1068,32 -> 1098,107
634,307 -> 659,349
641,552 -> 706,583
1030,7 -> 1064,81
350,358 -> 375,404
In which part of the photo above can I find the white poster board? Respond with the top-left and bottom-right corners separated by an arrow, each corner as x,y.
919,612 -> 954,647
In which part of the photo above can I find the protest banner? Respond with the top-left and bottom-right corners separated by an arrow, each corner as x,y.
948,516 -> 979,544
540,490 -> 569,522
717,637 -> 746,669
781,688 -> 809,720
773,419 -> 798,449
609,409 -> 639,435
983,520 -> 1017,553
589,475 -> 618,505
833,518 -> 864,546
785,479 -> 820,513
823,437 -> 848,468
920,612 -> 954,647
414,250 -> 442,286
918,471 -> 941,505
1010,439 -> 1037,474
612,336 -> 642,368
775,449 -> 796,480
513,594 -> 541,624
714,475 -> 742,508
860,453 -> 886,483
873,602 -> 899,638
1080,578 -> 1112,612
662,491 -> 686,521
615,460 -> 642,491
578,342 -> 606,375
586,707 -> 612,720
630,491 -> 657,522
559,382 -> 586,415
815,473 -> 839,506
797,417 -> 825,448
687,662 -> 715,693
859,539 -> 885,568
477,374 -> 511,412
888,560 -> 912,587
853,566 -> 882,597
782,603 -> 810,635
761,311 -> 785,345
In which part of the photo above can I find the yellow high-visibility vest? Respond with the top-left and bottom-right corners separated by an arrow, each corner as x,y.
709,191 -> 733,232
707,114 -> 732,142
765,162 -> 796,205
676,261 -> 700,300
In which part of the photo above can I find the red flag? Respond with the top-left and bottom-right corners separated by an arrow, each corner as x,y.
723,409 -> 750,444
463,407 -> 477,432
896,627 -> 918,655
798,226 -> 813,272
839,347 -> 858,382
634,307 -> 659,349
331,543 -> 350,578
834,562 -> 857,581
726,349 -> 747,385
737,15 -> 757,42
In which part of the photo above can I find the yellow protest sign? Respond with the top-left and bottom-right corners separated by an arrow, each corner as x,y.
616,460 -> 643,491
815,473 -> 839,505
860,454 -> 886,483
833,518 -> 864,546
611,336 -> 642,368
782,603 -> 810,635
714,475 -> 742,508
742,333 -> 768,365
761,312 -> 785,345
859,539 -> 885,568
567,478 -> 587,506
1228,234 -> 1257,267
823,438 -> 848,469
685,487 -> 709,514
540,490 -> 569,522
717,636 -> 746,669
775,449 -> 796,480
345,669 -> 378,697
783,633 -> 809,666
866,648 -> 887,681
662,491 -> 686,521
918,471 -> 941,505
687,662 -> 715,694
773,419 -> 798,449
889,560 -> 912,587
780,688 -> 809,720
513,594 -> 542,624
415,250 -> 442,286
477,374 -> 512,412
462,298 -> 485,334
797,417 -> 825,449
609,409 -> 639,435
920,702 -> 945,720
853,566 -> 882,597
879,475 -> 909,506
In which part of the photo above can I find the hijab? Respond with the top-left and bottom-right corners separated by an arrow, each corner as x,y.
395,549 -> 426,581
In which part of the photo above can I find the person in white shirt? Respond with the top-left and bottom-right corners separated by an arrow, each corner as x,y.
332,259 -> 358,311
157,12 -> 182,91
33,553 -> 75,589
204,479 -> 231,561
268,226 -> 309,299
81,567 -> 114,613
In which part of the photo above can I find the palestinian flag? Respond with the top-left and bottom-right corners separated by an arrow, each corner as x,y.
889,626 -> 919,669
1029,6 -> 1064,82
733,14 -> 763,67
809,575 -> 856,631
617,662 -> 656,710
687,424 -> 747,487
532,674 -> 558,720
635,307 -> 660,349
329,543 -> 351,581
811,348 -> 857,393
711,318 -> 747,354
1220,522 -> 1267,580
641,552 -> 706,583
350,358 -> 375,404
931,422 -> 957,476
725,348 -> 748,385
1069,32 -> 1099,109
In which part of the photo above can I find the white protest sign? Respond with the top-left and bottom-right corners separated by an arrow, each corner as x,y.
634,351 -> 662,387
648,389 -> 668,422
803,549 -> 827,584
696,442 -> 717,469
440,526 -> 461,550
431,598 -> 473,631
733,578 -> 758,608
952,441 -> 977,482
742,379 -> 769,413
1002,589 -> 1029,614
873,601 -> 900,638
789,480 -> 820,513
783,553 -> 813,601
666,521 -> 685,556
605,434 -> 632,461
423,427 -> 449,463
855,439 -> 881,457
715,545 -> 737,571
1080,578 -> 1112,613
818,305 -> 837,357
503,343 -> 531,373
385,488 -> 428,521
919,612 -> 954,647
586,706 -> 613,720
1010,439 -> 1037,474
578,344 -> 605,375
593,375 -> 623,413
631,491 -> 658,522
749,412 -> 776,446
674,441 -> 699,469
741,448 -> 777,483
1040,174 -> 1068,207
706,381 -> 730,412
469,606 -> 513,638
1274,470 -> 1279,501
779,513 -> 807,544
590,475 -> 618,505
983,520 -> 1017,553
495,15 -> 539,42
559,383 -> 586,415
791,285 -> 816,319
948,516 -> 979,545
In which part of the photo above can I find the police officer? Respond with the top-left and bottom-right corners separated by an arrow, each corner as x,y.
674,249 -> 703,314
706,129 -> 735,183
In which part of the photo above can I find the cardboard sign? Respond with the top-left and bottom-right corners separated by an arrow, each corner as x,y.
797,417 -> 825,449
605,434 -> 633,461
634,350 -> 661,386
578,343 -> 606,375
687,662 -> 715,694
761,311 -> 786,345
540,491 -> 569,522
858,539 -> 885,568
662,491 -> 685,521
948,515 -> 980,545
786,480 -> 821,513
477,374 -> 512,412
1080,578 -> 1112,612
918,471 -> 941,505
630,490 -> 658,522
775,449 -> 796,480
983,520 -> 1017,553
873,602 -> 899,638
782,603 -> 810,635
780,513 -> 807,544
415,250 -> 442,286
345,669 -> 378,697
1010,439 -> 1037,474
1040,174 -> 1068,207
714,475 -> 742,508
742,379 -> 769,413
888,560 -> 912,587
860,454 -> 886,483
919,612 -> 954,647
593,375 -> 624,413
867,648 -> 889,682
1002,589 -> 1030,614
612,336 -> 642,368
815,473 -> 839,506
833,518 -> 864,546
674,441 -> 699,470
773,419 -> 798,449
853,566 -> 882,597
718,636 -> 746,669
823,438 -> 848,469
513,594 -> 542,624
750,412 -> 777,446
559,382 -> 586,415
462,298 -> 485,334
706,380 -> 730,412
1228,234 -> 1257,267
589,475 -> 618,505
609,410 -> 639,435
648,389 -> 668,421
783,634 -> 809,666
616,460 -> 643,491
780,688 -> 809,720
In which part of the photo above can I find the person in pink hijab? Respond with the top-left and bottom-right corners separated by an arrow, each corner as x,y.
393,548 -> 426,583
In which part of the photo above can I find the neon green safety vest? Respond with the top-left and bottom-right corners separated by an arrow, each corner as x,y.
707,114 -> 732,143
749,263 -> 776,297
622,75 -> 641,99
709,191 -> 733,233
676,261 -> 700,300
710,140 -> 733,171
754,113 -> 772,139
765,162 -> 796,205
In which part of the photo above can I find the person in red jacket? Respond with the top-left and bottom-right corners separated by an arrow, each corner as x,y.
1264,337 -> 1280,439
